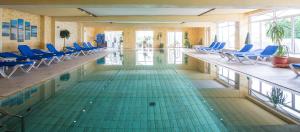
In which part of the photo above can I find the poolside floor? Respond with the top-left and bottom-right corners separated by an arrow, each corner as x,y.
0,50 -> 109,98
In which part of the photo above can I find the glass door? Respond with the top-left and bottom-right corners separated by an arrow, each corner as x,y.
167,32 -> 183,48
135,31 -> 153,49
104,31 -> 123,49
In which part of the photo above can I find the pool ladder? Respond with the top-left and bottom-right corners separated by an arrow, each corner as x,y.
0,109 -> 25,132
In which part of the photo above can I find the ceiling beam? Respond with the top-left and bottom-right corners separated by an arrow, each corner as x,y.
198,8 -> 216,16
78,8 -> 97,17
54,14 -> 245,23
1,0 -> 300,8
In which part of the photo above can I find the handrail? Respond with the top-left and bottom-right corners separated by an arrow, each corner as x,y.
0,109 -> 25,132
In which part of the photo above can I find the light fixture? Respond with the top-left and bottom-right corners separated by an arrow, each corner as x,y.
198,8 -> 216,16
78,8 -> 97,17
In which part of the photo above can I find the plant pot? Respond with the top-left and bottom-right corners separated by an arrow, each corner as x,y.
272,56 -> 289,68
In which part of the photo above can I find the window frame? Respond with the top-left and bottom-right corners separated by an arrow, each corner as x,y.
249,77 -> 300,114
249,10 -> 300,54
217,22 -> 236,49
216,66 -> 236,87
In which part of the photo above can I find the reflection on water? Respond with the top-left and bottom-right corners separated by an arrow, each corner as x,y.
97,48 -> 185,66
104,51 -> 123,65
136,48 -> 153,65
168,48 -> 183,64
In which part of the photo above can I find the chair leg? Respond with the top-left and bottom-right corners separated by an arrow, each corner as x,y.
289,64 -> 300,76
45,58 -> 55,66
54,56 -> 61,63
7,65 -> 20,78
35,60 -> 45,68
20,62 -> 36,72
0,67 -> 7,78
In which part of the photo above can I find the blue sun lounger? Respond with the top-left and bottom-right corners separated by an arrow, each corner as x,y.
0,61 -> 35,78
18,45 -> 56,68
221,44 -> 253,61
46,43 -> 78,58
211,42 -> 226,52
31,49 -> 63,62
195,42 -> 217,51
71,43 -> 93,56
289,63 -> 300,76
87,42 -> 102,52
83,42 -> 97,53
0,52 -> 28,61
202,42 -> 220,51
234,45 -> 279,64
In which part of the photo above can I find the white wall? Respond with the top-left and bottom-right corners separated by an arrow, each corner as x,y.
55,21 -> 79,50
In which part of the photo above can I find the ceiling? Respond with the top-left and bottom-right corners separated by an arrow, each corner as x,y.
13,7 -> 256,17
81,8 -> 212,16
13,8 -> 89,16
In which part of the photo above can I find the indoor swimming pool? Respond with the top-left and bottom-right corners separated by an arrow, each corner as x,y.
0,49 -> 297,132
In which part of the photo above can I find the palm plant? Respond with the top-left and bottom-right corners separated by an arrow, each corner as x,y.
60,29 -> 70,50
267,22 -> 287,56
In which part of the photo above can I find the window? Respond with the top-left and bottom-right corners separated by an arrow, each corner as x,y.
217,22 -> 236,49
249,78 -> 300,120
104,31 -> 123,49
136,31 -> 154,49
250,9 -> 300,54
167,32 -> 183,48
217,66 -> 236,87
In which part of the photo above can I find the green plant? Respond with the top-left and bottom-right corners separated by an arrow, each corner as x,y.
267,22 -> 287,56
267,87 -> 286,108
157,32 -> 164,48
60,29 -> 70,50
184,32 -> 190,48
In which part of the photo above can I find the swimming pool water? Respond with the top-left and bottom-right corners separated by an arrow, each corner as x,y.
2,49 -> 290,132
16,68 -> 226,131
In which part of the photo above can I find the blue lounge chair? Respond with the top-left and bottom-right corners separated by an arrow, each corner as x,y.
195,42 -> 216,51
87,42 -> 102,52
83,42 -> 97,53
31,49 -> 63,62
73,42 -> 93,55
0,61 -> 35,78
46,43 -> 78,58
289,63 -> 300,76
0,52 -> 28,61
202,42 -> 220,51
212,42 -> 226,52
235,45 -> 279,64
221,44 -> 253,61
18,45 -> 56,67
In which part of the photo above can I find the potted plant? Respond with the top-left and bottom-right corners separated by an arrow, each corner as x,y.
267,87 -> 287,108
60,29 -> 70,51
157,32 -> 164,48
267,22 -> 289,67
184,32 -> 191,48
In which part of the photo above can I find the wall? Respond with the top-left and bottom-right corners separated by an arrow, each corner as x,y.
84,27 -> 95,42
40,16 -> 53,49
55,21 -> 80,50
85,23 -> 205,49
1,8 -> 41,51
0,8 -> 54,52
